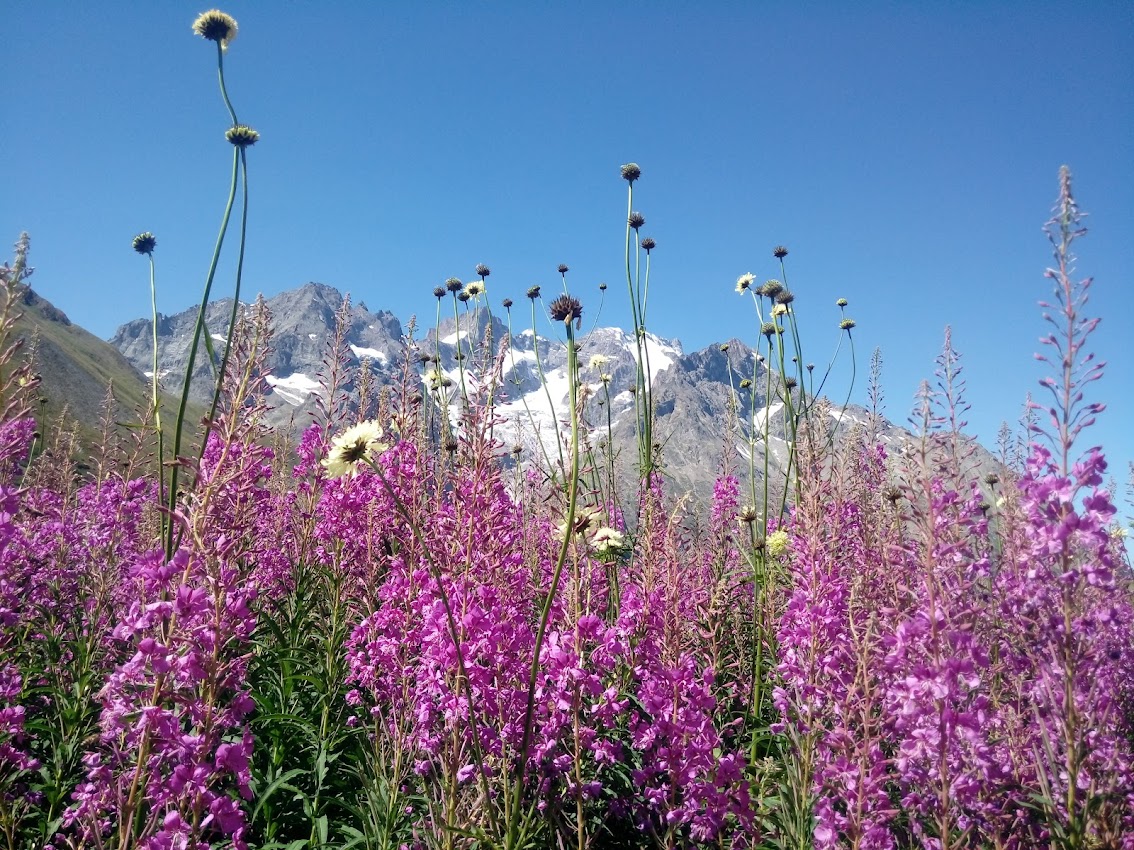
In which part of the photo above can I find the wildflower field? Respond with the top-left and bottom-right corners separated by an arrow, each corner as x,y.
1,11 -> 1131,850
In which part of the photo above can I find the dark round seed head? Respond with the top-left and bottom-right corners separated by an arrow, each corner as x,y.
502,298 -> 513,309
775,289 -> 795,305
475,263 -> 490,277
760,280 -> 784,300
446,277 -> 463,293
433,286 -> 445,299
640,237 -> 656,251
526,285 -> 541,300
557,263 -> 569,274
628,211 -> 645,230
132,232 -> 156,255
548,294 -> 583,326
773,245 -> 789,259
620,162 -> 641,182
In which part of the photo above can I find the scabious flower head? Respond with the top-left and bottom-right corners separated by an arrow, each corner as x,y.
720,344 -> 729,352
775,289 -> 794,305
640,237 -> 656,251
737,505 -> 758,524
432,286 -> 445,299
621,162 -> 641,182
526,285 -> 541,300
192,10 -> 237,49
474,263 -> 490,278
502,297 -> 513,309
599,281 -> 608,291
836,297 -> 848,307
457,290 -> 471,303
548,294 -> 583,326
773,245 -> 789,258
588,354 -> 609,371
464,281 -> 485,298
739,378 -> 752,389
445,277 -> 463,293
840,318 -> 856,330
132,232 -> 156,255
322,421 -> 388,478
225,125 -> 260,147
628,211 -> 645,230
761,321 -> 778,338
759,279 -> 784,300
736,273 -> 755,294
557,263 -> 570,275
600,372 -> 613,384
771,303 -> 788,317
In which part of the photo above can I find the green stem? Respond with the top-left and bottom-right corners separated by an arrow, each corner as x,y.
530,298 -> 564,476
147,253 -> 166,530
166,146 -> 238,560
215,43 -> 238,125
203,147 -> 249,450
511,318 -> 581,847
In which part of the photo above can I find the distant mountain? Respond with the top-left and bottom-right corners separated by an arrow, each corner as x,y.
110,282 -> 993,502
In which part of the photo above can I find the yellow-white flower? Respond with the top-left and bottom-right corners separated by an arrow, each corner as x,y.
736,273 -> 755,294
592,527 -> 626,555
588,354 -> 610,371
771,303 -> 788,317
766,529 -> 790,558
322,421 -> 388,479
464,281 -> 485,298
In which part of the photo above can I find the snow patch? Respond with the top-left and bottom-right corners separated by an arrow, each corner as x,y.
266,372 -> 322,406
350,344 -> 389,365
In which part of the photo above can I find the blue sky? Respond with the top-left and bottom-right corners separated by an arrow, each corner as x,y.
5,2 -> 1133,494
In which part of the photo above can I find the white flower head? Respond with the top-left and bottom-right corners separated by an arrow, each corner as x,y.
322,420 -> 388,479
736,273 -> 755,294
588,354 -> 610,371
592,526 -> 626,555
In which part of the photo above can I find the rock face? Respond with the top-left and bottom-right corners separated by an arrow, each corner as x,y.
110,282 -> 994,502
110,282 -> 405,431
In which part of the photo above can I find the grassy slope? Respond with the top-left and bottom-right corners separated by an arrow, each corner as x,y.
13,287 -> 202,452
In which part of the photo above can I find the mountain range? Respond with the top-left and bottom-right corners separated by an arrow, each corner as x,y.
107,282 -> 931,500
9,279 -> 993,503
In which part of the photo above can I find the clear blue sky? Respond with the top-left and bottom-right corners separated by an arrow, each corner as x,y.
5,2 -> 1133,495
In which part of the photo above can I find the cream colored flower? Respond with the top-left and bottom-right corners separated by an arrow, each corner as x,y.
766,529 -> 790,558
599,373 -> 613,385
592,527 -> 626,555
464,281 -> 485,297
736,273 -> 755,294
588,354 -> 610,371
322,421 -> 388,479
771,303 -> 788,317
192,10 -> 238,50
